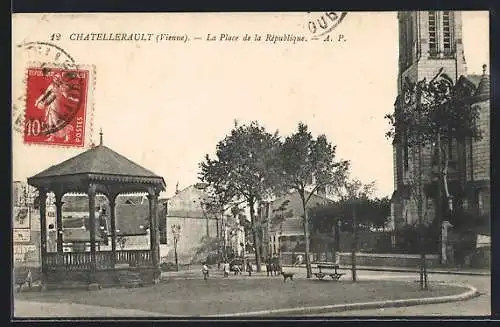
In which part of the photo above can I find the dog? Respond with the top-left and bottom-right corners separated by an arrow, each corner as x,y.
281,271 -> 294,282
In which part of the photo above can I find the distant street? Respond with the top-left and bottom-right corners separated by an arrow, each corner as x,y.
309,271 -> 490,317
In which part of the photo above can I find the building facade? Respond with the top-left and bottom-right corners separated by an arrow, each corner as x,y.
164,183 -> 245,264
260,190 -> 333,257
391,12 -> 490,237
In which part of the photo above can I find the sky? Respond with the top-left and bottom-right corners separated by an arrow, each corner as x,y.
12,11 -> 489,199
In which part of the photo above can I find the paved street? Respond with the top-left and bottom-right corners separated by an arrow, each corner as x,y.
168,266 -> 491,316
14,267 -> 489,317
310,272 -> 490,316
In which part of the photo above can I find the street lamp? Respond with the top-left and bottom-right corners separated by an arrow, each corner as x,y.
351,199 -> 358,283
334,219 -> 341,264
171,224 -> 181,272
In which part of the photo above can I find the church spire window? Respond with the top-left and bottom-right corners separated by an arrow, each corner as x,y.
428,11 -> 438,56
443,11 -> 452,55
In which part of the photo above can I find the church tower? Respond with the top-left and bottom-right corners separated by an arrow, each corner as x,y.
392,11 -> 468,227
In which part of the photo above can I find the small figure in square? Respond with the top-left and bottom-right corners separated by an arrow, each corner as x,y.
233,264 -> 241,275
246,258 -> 253,276
266,256 -> 272,277
294,254 -> 303,267
202,262 -> 210,280
272,253 -> 281,276
223,261 -> 230,278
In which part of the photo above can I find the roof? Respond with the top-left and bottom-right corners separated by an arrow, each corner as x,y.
61,194 -> 166,236
270,217 -> 303,234
465,65 -> 489,103
474,73 -> 490,101
268,190 -> 333,232
62,194 -> 108,212
466,74 -> 482,86
63,228 -> 103,242
166,184 -> 216,219
28,144 -> 165,188
115,199 -> 150,235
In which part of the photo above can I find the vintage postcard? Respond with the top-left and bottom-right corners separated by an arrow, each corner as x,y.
11,11 -> 490,318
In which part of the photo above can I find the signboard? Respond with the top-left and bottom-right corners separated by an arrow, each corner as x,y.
13,206 -> 30,229
13,229 -> 31,243
13,244 -> 37,263
477,234 -> 491,248
13,244 -> 37,254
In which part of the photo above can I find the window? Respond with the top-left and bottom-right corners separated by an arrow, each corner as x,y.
406,15 -> 414,67
159,216 -> 167,244
477,190 -> 491,216
448,138 -> 454,161
400,14 -> 414,70
428,11 -> 437,56
443,11 -> 452,55
403,135 -> 409,171
400,17 -> 407,69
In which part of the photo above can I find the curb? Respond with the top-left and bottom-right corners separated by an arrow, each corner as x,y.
282,265 -> 490,277
345,267 -> 490,277
211,282 -> 480,317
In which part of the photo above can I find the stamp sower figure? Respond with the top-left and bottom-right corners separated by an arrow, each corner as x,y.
35,73 -> 77,141
202,262 -> 210,280
35,74 -> 65,129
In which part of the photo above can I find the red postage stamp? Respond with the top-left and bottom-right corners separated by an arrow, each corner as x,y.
23,63 -> 94,147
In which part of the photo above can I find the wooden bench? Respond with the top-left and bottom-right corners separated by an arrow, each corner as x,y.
314,264 -> 345,281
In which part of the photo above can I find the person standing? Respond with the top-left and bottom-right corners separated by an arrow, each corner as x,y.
223,261 -> 230,278
202,262 -> 210,280
246,258 -> 253,276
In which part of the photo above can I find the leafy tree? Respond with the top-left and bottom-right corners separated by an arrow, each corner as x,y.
339,178 -> 376,282
200,183 -> 242,264
385,68 -> 484,286
271,200 -> 293,240
309,194 -> 390,234
199,121 -> 282,271
192,235 -> 219,264
385,68 -> 482,221
370,197 -> 392,230
279,122 -> 349,278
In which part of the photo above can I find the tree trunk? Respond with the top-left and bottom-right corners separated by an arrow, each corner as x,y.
249,201 -> 262,272
436,134 -> 443,264
217,212 -> 221,268
417,143 -> 427,289
441,145 -> 453,212
174,239 -> 179,272
351,202 -> 357,282
300,194 -> 312,278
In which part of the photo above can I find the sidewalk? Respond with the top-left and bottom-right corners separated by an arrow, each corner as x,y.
161,267 -> 282,280
14,300 -> 165,318
160,263 -> 489,280
282,264 -> 490,276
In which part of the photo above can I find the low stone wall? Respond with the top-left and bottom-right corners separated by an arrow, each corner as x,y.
35,267 -> 161,289
337,252 -> 440,268
280,252 -> 314,265
470,247 -> 490,268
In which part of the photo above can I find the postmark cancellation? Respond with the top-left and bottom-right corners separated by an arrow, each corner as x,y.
22,62 -> 95,148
